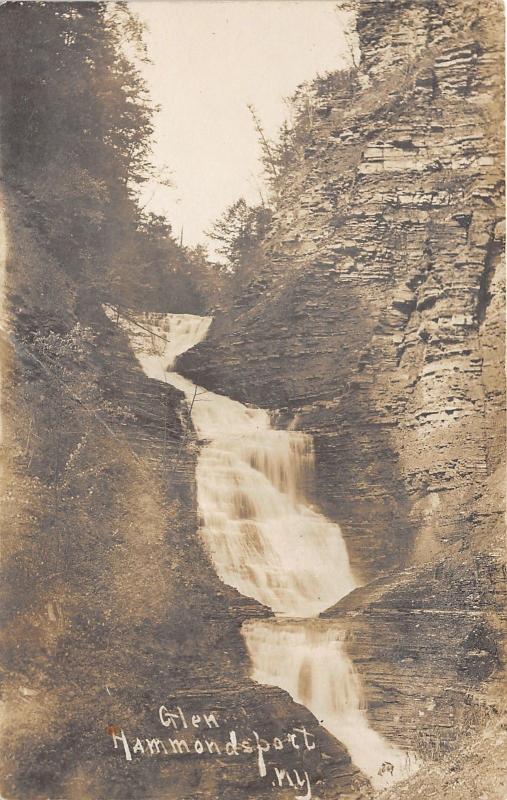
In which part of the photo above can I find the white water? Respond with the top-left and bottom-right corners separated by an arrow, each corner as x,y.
243,620 -> 416,787
113,308 -> 416,789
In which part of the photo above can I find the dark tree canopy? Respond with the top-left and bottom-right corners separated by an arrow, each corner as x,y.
0,1 -> 207,313
207,199 -> 271,270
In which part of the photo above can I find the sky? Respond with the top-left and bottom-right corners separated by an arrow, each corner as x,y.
130,1 -> 352,254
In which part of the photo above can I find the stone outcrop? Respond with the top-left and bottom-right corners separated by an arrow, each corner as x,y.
179,0 -> 505,776
1,2 -> 504,797
180,0 -> 504,581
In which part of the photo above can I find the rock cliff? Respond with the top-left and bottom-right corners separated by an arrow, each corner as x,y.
179,0 -> 506,779
1,1 -> 504,797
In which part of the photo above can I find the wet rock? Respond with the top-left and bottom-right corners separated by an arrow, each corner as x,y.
179,0 -> 505,775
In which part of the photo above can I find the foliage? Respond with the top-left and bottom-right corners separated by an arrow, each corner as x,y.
32,323 -> 99,400
0,2 -> 154,185
0,1 -> 206,313
207,199 -> 272,272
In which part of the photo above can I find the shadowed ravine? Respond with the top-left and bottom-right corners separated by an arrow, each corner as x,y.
112,308 -> 418,790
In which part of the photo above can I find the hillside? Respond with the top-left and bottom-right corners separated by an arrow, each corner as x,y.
0,5 -> 361,798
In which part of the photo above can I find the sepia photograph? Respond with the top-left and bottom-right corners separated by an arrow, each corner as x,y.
0,1 -> 505,798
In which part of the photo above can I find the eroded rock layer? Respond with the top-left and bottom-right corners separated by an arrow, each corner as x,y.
179,0 -> 506,766
180,0 -> 504,581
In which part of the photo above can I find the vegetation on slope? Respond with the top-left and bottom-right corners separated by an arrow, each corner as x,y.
0,0 -> 211,313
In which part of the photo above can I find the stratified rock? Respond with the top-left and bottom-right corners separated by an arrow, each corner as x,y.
179,0 -> 505,774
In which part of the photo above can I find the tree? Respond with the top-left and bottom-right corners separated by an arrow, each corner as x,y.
247,105 -> 279,185
335,1 -> 360,69
207,199 -> 272,274
0,2 -> 207,313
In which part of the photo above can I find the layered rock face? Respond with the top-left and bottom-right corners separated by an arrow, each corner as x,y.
180,0 -> 504,582
179,0 -> 505,765
2,2 -> 503,796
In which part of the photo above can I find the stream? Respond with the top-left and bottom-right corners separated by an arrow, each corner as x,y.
113,309 -> 416,790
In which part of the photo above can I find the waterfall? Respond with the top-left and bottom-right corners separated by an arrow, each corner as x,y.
242,620 -> 415,787
112,308 -> 416,789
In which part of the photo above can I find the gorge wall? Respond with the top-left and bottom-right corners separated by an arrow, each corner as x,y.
1,186 -> 366,799
180,0 -> 504,590
179,0 -> 506,765
0,1 -> 505,798
1,5 -> 375,797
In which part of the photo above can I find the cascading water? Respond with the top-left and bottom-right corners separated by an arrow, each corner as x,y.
243,620 -> 415,786
112,308 -> 416,790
